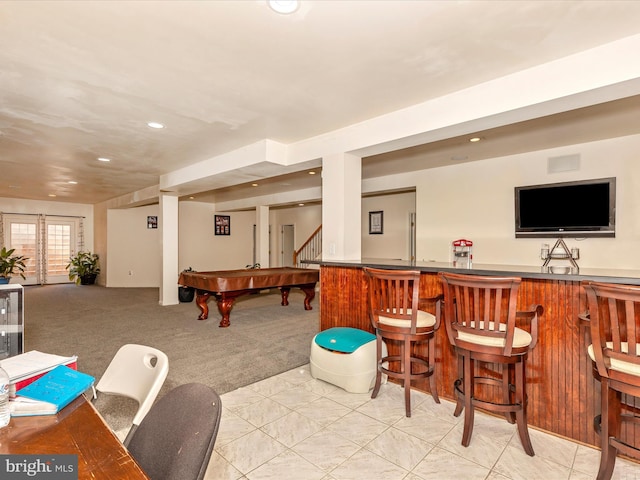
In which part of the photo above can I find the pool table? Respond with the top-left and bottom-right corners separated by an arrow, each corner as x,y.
178,267 -> 319,327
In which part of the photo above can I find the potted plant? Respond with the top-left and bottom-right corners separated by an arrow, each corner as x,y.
0,247 -> 28,284
66,251 -> 100,285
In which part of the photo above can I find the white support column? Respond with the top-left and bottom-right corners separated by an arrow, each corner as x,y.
256,205 -> 270,268
159,193 -> 179,305
322,153 -> 362,260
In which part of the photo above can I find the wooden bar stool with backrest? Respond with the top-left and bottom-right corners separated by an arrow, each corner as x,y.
363,267 -> 441,417
582,281 -> 640,480
439,271 -> 543,455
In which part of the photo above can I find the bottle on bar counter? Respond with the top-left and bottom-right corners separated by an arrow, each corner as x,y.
0,362 -> 10,427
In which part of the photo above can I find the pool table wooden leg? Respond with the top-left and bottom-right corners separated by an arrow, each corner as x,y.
216,297 -> 235,328
280,287 -> 291,306
195,291 -> 210,320
300,283 -> 316,310
215,290 -> 249,327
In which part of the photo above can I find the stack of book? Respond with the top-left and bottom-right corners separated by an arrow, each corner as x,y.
2,350 -> 78,395
1,350 -> 94,417
9,364 -> 95,417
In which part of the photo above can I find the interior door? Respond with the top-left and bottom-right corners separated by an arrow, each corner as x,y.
281,224 -> 295,267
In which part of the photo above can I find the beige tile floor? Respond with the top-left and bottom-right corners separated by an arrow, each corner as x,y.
205,364 -> 640,480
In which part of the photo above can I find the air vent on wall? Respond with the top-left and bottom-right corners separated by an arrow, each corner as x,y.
547,154 -> 580,173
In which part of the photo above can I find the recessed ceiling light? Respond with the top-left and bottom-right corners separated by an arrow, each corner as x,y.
252,183 -> 259,187
48,194 -> 57,197
308,171 -> 316,175
268,0 -> 299,14
298,203 -> 305,206
97,157 -> 111,162
469,137 -> 481,142
68,180 -> 78,185
147,122 -> 165,129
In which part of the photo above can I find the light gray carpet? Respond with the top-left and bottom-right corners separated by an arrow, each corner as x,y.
23,283 -> 320,433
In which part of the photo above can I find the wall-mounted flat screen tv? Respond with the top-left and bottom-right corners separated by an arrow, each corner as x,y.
515,177 -> 616,238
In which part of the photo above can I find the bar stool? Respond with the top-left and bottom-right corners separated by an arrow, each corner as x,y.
582,281 -> 640,480
439,272 -> 543,455
363,267 -> 442,417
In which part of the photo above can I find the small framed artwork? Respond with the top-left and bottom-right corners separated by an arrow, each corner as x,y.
369,211 -> 383,234
215,214 -> 231,236
147,216 -> 158,229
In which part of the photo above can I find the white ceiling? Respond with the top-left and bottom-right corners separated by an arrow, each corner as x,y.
2,0 -> 640,205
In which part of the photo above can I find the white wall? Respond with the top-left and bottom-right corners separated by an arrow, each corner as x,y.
270,205 -> 322,267
107,204 -> 160,287
362,192 -> 415,260
177,198 -> 413,269
178,197 -> 414,270
416,134 -> 640,269
106,201 -> 320,287
178,202 -> 255,272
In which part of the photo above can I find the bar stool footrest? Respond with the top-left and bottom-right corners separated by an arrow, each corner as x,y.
453,377 -> 526,414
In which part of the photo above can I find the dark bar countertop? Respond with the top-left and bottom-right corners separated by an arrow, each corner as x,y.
307,258 -> 640,285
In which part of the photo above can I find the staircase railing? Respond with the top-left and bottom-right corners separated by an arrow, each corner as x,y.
293,225 -> 322,267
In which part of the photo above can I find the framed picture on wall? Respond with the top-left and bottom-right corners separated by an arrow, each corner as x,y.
215,215 -> 231,236
369,211 -> 383,234
147,216 -> 158,229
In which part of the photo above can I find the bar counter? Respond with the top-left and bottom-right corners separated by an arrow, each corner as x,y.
314,258 -> 640,285
313,259 -> 640,448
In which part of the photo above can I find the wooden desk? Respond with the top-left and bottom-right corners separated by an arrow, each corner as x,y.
179,267 -> 319,327
0,395 -> 149,480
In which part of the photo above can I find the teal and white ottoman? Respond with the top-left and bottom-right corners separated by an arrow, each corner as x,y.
310,327 -> 387,393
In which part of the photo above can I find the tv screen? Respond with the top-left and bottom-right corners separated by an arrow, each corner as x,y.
515,177 -> 616,238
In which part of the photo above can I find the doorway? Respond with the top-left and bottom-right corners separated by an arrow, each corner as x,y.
281,224 -> 295,267
252,224 -> 272,267
1,214 -> 83,285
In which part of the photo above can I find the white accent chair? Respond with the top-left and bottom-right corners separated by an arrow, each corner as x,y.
94,344 -> 169,446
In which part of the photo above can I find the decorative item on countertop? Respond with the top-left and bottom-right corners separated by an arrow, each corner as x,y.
66,251 -> 100,285
540,243 -> 550,260
541,238 -> 579,274
0,247 -> 28,284
452,239 -> 473,269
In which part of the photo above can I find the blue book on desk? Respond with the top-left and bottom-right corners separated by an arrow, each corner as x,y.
11,364 -> 95,416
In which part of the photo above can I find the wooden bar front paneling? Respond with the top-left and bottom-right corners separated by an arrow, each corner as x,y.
320,266 -> 369,331
318,265 -> 632,447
